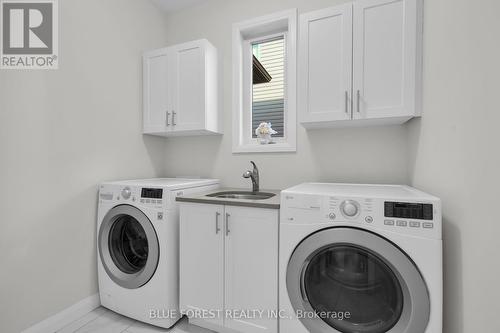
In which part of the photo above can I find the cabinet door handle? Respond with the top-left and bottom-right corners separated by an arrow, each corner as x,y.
357,90 -> 361,113
215,212 -> 221,234
172,111 -> 176,126
345,91 -> 349,114
166,111 -> 170,126
225,213 -> 230,236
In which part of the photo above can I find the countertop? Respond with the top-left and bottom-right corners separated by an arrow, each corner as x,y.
176,188 -> 281,209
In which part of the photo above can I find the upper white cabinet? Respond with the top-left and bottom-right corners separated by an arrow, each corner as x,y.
143,49 -> 171,134
299,0 -> 423,128
353,0 -> 421,121
299,4 -> 353,123
143,39 -> 221,136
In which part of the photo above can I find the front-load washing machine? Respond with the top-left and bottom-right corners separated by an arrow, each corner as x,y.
97,178 -> 219,328
280,183 -> 442,333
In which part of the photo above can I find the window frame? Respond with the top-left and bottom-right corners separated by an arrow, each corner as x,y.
232,9 -> 297,153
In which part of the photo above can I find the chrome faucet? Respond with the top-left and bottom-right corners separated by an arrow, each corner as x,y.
242,161 -> 259,192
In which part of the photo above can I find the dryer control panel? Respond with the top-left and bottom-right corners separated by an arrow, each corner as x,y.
281,192 -> 442,240
384,201 -> 433,220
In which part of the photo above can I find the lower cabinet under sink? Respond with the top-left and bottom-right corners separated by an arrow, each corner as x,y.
179,202 -> 279,333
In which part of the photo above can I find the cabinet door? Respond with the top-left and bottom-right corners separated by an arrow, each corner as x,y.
179,203 -> 224,327
170,42 -> 206,132
299,4 -> 353,124
224,206 -> 279,333
353,0 -> 420,119
143,49 -> 171,133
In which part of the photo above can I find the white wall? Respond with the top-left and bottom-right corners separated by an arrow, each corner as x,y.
407,0 -> 500,332
0,1 -> 168,332
161,0 -> 409,190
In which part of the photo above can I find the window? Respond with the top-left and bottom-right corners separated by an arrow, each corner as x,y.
252,36 -> 285,139
232,9 -> 297,153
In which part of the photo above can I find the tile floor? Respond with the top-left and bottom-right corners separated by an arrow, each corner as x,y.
56,307 -> 214,333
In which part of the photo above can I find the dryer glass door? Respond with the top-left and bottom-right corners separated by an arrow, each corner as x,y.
303,245 -> 403,332
286,227 -> 430,333
99,205 -> 159,289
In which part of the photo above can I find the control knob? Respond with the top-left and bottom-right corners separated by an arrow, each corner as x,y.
341,200 -> 359,217
121,187 -> 132,200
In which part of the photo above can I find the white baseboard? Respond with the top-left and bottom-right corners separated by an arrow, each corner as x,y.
21,294 -> 100,333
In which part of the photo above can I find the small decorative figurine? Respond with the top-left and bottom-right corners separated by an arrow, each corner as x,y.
255,122 -> 278,144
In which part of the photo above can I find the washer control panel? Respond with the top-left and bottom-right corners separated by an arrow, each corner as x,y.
99,185 -> 164,207
138,188 -> 163,206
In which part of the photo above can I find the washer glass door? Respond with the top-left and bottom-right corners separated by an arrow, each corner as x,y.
109,214 -> 149,274
287,228 -> 430,333
99,205 -> 159,289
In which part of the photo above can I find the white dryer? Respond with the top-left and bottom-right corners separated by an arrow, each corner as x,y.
280,183 -> 442,333
97,178 -> 219,328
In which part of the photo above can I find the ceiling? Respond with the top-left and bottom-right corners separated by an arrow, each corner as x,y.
150,0 -> 210,13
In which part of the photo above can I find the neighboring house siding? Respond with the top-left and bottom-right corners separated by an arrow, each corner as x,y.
252,37 -> 285,137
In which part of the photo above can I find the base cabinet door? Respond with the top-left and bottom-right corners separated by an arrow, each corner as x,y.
179,203 -> 224,327
180,203 -> 279,333
224,206 -> 279,333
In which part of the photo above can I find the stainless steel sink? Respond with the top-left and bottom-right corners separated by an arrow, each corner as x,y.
207,191 -> 276,200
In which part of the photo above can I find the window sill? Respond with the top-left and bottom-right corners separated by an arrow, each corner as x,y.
233,142 -> 296,154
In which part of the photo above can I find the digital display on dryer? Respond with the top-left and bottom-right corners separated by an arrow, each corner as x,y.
384,201 -> 433,220
141,188 -> 163,199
